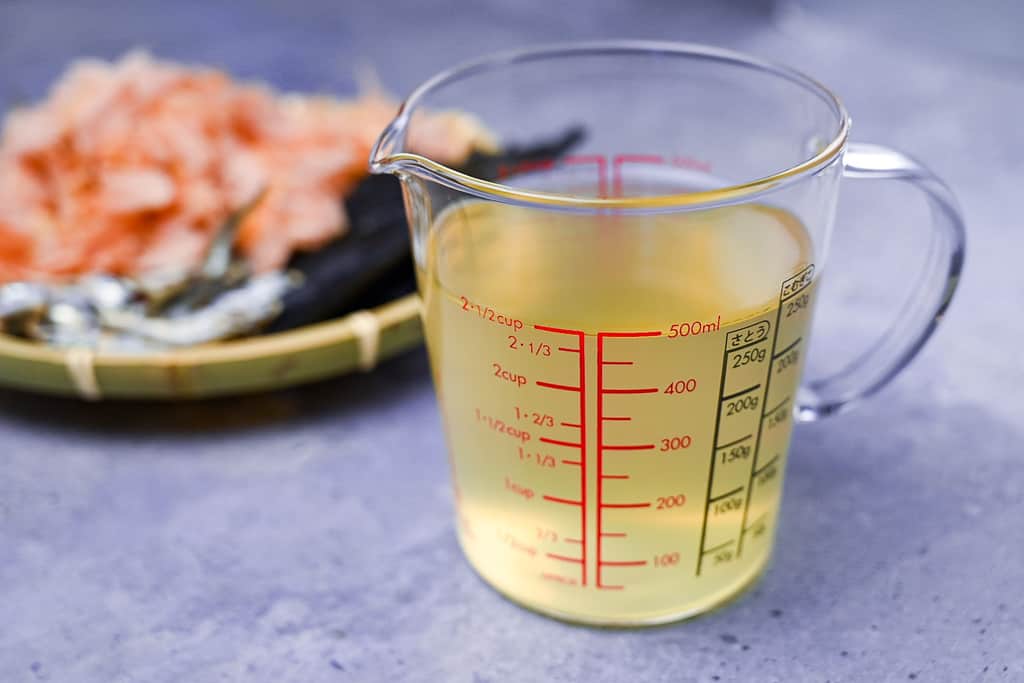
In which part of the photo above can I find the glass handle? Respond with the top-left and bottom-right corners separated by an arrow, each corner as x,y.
796,142 -> 966,422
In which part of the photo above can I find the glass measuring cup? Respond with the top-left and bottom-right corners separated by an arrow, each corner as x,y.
370,41 -> 965,626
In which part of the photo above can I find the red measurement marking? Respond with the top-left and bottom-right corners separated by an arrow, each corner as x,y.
564,538 -> 583,544
534,324 -> 582,335
535,324 -> 588,587
612,154 -> 664,197
601,359 -> 634,366
600,532 -> 627,538
560,421 -> 582,428
601,473 -> 630,480
563,154 -> 608,198
601,560 -> 648,567
577,327 -> 587,587
517,159 -> 555,173
598,585 -> 624,591
602,502 -> 652,509
536,381 -> 581,392
541,572 -> 579,585
594,331 -> 663,587
499,154 -> 710,199
540,437 -> 582,449
547,552 -> 583,564
673,155 -> 713,173
597,332 -> 606,587
603,443 -> 655,451
600,330 -> 663,339
543,495 -> 582,506
604,387 -> 659,395
496,159 -> 555,179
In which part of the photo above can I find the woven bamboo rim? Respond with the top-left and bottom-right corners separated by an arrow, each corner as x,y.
0,294 -> 423,400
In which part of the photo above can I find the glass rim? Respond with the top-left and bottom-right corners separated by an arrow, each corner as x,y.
371,40 -> 851,211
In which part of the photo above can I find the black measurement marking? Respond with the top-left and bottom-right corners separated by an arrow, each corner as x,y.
752,454 -> 780,478
695,328 -> 733,577
772,337 -> 802,360
726,320 -> 771,352
742,511 -> 769,534
736,266 -> 813,558
716,433 -> 753,450
736,302 -> 784,558
780,265 -> 815,301
696,266 -> 814,574
762,397 -> 791,419
721,384 -> 761,402
708,486 -> 744,503
726,336 -> 769,353
701,539 -> 735,556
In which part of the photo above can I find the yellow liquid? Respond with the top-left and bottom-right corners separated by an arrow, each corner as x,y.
418,199 -> 817,625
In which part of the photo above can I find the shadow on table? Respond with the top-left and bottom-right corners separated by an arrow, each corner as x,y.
0,347 -> 432,438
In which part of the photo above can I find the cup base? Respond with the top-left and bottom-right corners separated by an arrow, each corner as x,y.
457,531 -> 773,627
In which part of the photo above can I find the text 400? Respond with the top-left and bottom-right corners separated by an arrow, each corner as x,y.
664,378 -> 698,395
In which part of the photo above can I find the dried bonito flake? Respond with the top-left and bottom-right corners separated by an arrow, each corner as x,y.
0,51 -> 494,283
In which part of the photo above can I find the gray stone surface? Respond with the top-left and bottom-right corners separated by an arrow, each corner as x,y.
0,1 -> 1021,681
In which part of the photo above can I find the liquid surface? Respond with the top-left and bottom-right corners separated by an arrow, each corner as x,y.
418,200 -> 817,624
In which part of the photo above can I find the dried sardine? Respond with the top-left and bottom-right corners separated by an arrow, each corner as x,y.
133,269 -> 194,310
128,193 -> 266,315
100,272 -> 296,347
0,129 -> 587,352
0,282 -> 49,334
31,303 -> 99,348
77,275 -> 137,311
171,189 -> 267,310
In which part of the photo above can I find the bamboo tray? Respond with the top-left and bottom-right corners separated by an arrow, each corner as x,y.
0,294 -> 423,400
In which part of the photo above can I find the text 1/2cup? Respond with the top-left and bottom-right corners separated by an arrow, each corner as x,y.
371,42 -> 965,626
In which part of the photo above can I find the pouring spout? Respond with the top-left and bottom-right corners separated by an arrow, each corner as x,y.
369,118 -> 409,175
